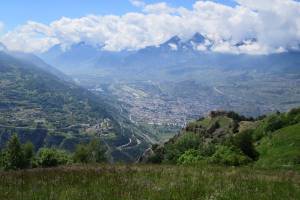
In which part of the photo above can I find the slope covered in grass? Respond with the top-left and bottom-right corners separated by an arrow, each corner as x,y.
256,123 -> 300,169
0,165 -> 299,200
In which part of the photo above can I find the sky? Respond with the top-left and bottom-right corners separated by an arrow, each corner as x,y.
0,0 -> 236,31
0,0 -> 299,54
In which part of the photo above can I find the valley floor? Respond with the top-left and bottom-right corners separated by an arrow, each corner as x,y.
0,165 -> 299,200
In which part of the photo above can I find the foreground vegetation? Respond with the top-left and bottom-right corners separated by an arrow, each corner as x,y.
0,134 -> 106,170
143,108 -> 300,170
0,164 -> 299,200
1,110 -> 299,200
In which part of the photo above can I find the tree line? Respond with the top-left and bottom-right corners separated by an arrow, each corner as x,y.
0,134 -> 107,170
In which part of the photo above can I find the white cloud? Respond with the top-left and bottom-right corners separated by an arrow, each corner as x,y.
130,0 -> 145,7
0,22 -> 4,32
1,0 -> 300,54
236,0 -> 300,50
1,21 -> 59,52
143,2 -> 177,14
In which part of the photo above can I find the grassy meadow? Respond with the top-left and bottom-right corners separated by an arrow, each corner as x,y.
0,164 -> 299,200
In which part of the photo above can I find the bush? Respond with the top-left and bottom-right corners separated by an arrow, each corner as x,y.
264,115 -> 284,133
210,145 -> 251,166
37,148 -> 71,167
175,133 -> 201,152
177,149 -> 203,165
254,114 -> 286,140
286,108 -> 300,125
164,144 -> 181,163
164,133 -> 201,163
232,130 -> 259,160
88,139 -> 106,163
73,144 -> 90,163
148,154 -> 164,164
23,142 -> 35,168
199,143 -> 216,157
0,150 -> 5,169
73,139 -> 106,164
147,145 -> 164,164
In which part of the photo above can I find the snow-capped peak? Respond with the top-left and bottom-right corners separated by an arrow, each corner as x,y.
189,33 -> 206,44
235,38 -> 257,47
160,36 -> 182,50
168,43 -> 178,51
165,36 -> 181,44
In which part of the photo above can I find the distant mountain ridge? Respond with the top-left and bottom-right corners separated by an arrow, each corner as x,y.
41,32 -> 257,56
40,33 -> 300,76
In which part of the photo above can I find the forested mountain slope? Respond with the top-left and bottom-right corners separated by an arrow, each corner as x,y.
0,52 -> 149,162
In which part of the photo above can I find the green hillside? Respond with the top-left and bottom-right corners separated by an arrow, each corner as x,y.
0,52 -> 149,162
256,123 -> 300,169
142,109 -> 300,169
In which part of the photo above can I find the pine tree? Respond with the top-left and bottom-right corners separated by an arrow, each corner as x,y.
4,134 -> 26,170
23,142 -> 34,168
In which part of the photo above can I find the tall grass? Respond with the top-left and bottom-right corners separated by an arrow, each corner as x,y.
0,165 -> 299,200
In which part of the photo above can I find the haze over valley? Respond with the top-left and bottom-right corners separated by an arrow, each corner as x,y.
39,33 -> 300,128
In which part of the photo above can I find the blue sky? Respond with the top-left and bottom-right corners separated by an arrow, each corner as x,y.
0,0 -> 236,32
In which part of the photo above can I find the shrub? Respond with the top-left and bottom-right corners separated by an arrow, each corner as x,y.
199,143 -> 216,157
177,149 -> 203,165
175,133 -> 201,152
73,139 -> 106,164
23,142 -> 35,168
263,115 -> 284,133
37,148 -> 71,167
164,133 -> 201,163
148,154 -> 164,164
88,139 -> 106,163
0,150 -> 5,169
254,114 -> 285,140
164,144 -> 182,163
210,145 -> 251,166
73,144 -> 90,163
147,145 -> 164,164
232,130 -> 259,160
286,108 -> 300,125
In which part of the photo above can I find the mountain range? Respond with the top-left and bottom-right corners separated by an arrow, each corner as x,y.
39,33 -> 300,118
40,33 -> 300,78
